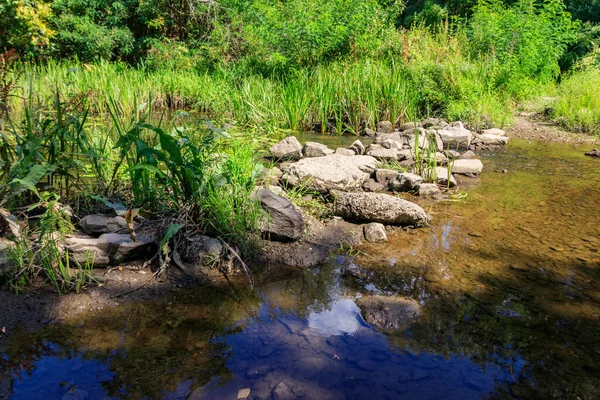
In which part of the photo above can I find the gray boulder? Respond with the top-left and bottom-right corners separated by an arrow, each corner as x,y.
399,121 -> 422,131
282,155 -> 379,192
396,172 -> 423,192
451,159 -> 483,175
482,128 -> 506,136
422,118 -> 448,129
303,142 -> 334,157
362,179 -> 386,192
426,167 -> 457,187
356,295 -> 421,333
418,183 -> 441,197
437,121 -> 473,150
375,169 -> 399,190
78,214 -> 127,236
63,232 -> 158,267
348,140 -> 366,155
363,223 -> 388,243
263,166 -> 283,185
362,127 -> 376,137
366,147 -> 406,161
458,150 -> 477,160
376,120 -> 394,133
475,133 -> 509,146
269,137 -> 303,161
335,147 -> 355,156
255,188 -> 304,242
332,191 -> 430,226
272,382 -> 294,400
177,234 -> 224,278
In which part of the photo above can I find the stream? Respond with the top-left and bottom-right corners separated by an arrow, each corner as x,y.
1,138 -> 599,399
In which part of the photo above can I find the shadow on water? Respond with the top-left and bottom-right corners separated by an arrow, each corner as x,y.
1,138 -> 599,399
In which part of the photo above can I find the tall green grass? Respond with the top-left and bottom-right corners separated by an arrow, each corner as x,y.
553,68 -> 600,135
10,25 -> 525,134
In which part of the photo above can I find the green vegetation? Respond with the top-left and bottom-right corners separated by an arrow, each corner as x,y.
1,0 -> 600,293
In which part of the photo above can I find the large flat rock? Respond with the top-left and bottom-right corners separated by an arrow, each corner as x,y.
281,155 -> 380,192
332,191 -> 430,226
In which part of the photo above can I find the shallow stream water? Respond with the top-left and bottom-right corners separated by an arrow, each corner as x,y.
1,138 -> 599,399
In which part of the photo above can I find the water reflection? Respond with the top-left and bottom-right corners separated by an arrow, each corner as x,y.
307,299 -> 363,336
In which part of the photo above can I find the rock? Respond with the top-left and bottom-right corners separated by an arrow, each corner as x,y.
363,223 -> 387,243
63,232 -> 158,267
335,147 -> 355,156
376,121 -> 394,133
418,183 -> 441,197
246,364 -> 272,379
381,139 -> 403,149
177,234 -> 223,277
281,155 -> 379,192
0,210 -> 20,239
332,191 -> 430,226
255,188 -> 304,242
482,128 -> 506,136
355,295 -> 421,333
366,147 -> 404,161
406,130 -> 430,150
303,142 -> 333,158
436,152 -> 448,165
433,133 -> 444,152
362,179 -> 386,192
272,382 -> 294,400
267,185 -> 285,196
425,167 -> 456,187
263,167 -> 283,185
0,238 -> 15,278
421,118 -> 447,129
375,169 -> 399,190
361,127 -> 376,137
395,173 -> 423,192
237,388 -> 251,399
348,140 -> 365,155
399,121 -> 421,131
458,150 -> 477,160
445,149 -> 461,159
78,214 -> 127,236
475,133 -> 509,146
437,121 -> 472,150
451,159 -> 483,175
269,137 -> 303,161
585,148 -> 600,158
258,241 -> 330,268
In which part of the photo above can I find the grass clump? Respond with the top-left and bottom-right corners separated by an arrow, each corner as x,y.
553,67 -> 600,135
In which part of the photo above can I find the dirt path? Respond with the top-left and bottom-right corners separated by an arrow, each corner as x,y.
506,113 -> 600,145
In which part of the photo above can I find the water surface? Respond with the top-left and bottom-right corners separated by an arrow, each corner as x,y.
1,138 -> 599,399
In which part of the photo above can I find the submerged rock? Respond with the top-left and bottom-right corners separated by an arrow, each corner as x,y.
356,295 -> 421,333
78,214 -> 128,236
332,191 -> 430,226
63,232 -> 158,267
303,142 -> 334,158
451,159 -> 484,175
584,148 -> 600,158
270,137 -> 303,161
255,188 -> 304,242
363,223 -> 388,243
281,155 -> 379,192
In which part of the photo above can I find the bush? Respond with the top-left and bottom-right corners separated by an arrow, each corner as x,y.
470,0 -> 578,93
